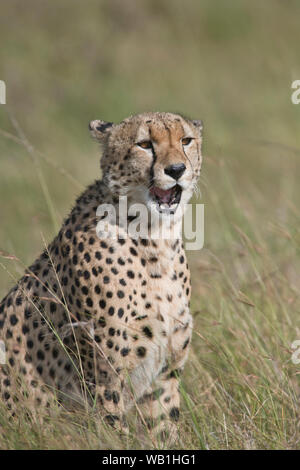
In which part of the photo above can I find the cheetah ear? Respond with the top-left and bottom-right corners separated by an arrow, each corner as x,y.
192,119 -> 203,136
89,120 -> 114,142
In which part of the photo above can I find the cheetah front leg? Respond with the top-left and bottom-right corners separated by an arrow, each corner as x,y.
136,371 -> 181,448
88,360 -> 129,436
94,382 -> 128,435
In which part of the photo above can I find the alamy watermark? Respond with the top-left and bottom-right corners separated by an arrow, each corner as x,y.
0,340 -> 6,364
95,197 -> 204,251
0,80 -> 6,104
291,80 -> 300,104
291,340 -> 300,365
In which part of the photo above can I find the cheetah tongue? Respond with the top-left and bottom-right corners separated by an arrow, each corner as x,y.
150,186 -> 176,205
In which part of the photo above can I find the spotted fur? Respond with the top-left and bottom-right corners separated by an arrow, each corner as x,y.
0,111 -> 203,444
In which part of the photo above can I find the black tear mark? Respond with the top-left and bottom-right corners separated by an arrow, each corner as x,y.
148,127 -> 157,187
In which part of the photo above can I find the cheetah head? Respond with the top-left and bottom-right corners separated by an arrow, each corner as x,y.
89,112 -> 203,222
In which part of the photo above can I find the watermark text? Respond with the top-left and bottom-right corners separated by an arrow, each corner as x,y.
0,80 -> 6,104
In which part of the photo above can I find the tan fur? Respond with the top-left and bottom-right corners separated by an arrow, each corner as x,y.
0,111 -> 203,445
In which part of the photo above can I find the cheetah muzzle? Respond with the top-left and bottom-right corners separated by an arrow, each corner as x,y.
149,184 -> 182,214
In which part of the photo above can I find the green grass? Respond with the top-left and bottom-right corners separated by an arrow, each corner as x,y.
0,0 -> 300,449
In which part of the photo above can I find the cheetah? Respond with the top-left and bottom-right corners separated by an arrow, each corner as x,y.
0,112 -> 203,445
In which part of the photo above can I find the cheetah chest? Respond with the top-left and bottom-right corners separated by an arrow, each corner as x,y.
126,250 -> 192,399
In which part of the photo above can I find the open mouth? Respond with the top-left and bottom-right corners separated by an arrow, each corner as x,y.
149,184 -> 182,213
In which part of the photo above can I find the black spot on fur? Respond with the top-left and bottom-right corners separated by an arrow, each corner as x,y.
121,347 -> 130,357
98,316 -> 106,327
136,346 -> 146,358
108,306 -> 115,316
10,315 -> 18,326
142,326 -> 153,338
169,407 -> 180,421
118,308 -> 124,318
130,247 -> 138,256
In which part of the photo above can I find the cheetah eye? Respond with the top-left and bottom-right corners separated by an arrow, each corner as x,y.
181,137 -> 193,146
137,140 -> 152,150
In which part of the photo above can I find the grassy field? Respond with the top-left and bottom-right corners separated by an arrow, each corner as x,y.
0,0 -> 299,449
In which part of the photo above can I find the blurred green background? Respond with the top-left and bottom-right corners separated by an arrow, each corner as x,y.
0,0 -> 299,283
0,0 -> 300,449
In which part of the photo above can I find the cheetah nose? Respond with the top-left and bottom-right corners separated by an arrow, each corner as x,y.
164,163 -> 186,180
